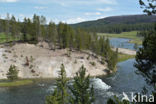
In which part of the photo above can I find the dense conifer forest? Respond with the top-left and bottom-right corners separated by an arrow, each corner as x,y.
71,14 -> 156,33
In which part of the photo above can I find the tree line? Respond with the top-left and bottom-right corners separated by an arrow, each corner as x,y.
0,14 -> 118,71
76,23 -> 155,34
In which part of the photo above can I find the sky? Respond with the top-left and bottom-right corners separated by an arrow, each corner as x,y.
0,0 -> 143,24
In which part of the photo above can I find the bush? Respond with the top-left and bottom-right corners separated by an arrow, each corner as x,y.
87,55 -> 90,60
7,65 -> 18,81
90,62 -> 96,66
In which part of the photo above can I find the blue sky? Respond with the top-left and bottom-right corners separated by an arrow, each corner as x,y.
0,0 -> 143,24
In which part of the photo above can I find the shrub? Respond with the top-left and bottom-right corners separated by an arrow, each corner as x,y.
90,62 -> 96,66
31,69 -> 35,73
7,65 -> 18,81
100,58 -> 105,65
87,55 -> 90,60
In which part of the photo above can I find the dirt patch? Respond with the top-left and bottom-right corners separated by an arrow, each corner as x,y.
0,43 -> 108,79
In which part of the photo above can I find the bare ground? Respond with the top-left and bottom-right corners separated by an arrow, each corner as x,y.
0,42 -> 109,79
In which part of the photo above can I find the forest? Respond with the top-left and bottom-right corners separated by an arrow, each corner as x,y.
0,14 -> 118,71
71,15 -> 156,33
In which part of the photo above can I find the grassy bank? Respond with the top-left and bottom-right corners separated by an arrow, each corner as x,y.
118,53 -> 135,62
98,31 -> 142,45
0,79 -> 33,87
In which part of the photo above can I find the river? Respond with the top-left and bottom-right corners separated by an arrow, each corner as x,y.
109,38 -> 141,50
0,38 -> 153,104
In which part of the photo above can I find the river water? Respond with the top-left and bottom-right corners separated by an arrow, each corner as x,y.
0,38 -> 153,104
109,38 -> 141,50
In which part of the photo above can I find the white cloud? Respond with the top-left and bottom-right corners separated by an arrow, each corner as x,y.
32,0 -> 117,6
85,12 -> 101,16
34,6 -> 47,10
0,0 -> 18,2
65,17 -> 86,24
97,16 -> 107,19
98,0 -> 117,5
97,7 -> 114,12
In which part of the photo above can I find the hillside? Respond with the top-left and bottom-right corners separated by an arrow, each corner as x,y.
71,14 -> 156,33
0,42 -> 109,79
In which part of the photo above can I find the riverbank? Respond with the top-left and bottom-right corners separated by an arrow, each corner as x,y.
118,53 -> 135,62
0,42 -> 109,79
112,48 -> 136,55
0,79 -> 33,87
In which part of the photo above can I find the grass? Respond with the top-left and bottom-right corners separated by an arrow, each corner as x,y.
0,32 -> 20,44
118,53 -> 135,62
0,79 -> 33,87
98,31 -> 142,45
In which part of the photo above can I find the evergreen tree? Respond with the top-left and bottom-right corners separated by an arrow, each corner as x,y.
68,26 -> 75,50
47,21 -> 58,50
135,0 -> 156,84
6,65 -> 18,81
45,89 -> 59,104
40,15 -> 47,41
4,13 -> 10,41
75,28 -> 83,50
139,0 -> 156,15
32,14 -> 40,42
10,15 -> 18,40
69,65 -> 95,104
107,96 -> 131,104
21,18 -> 28,41
135,25 -> 156,82
58,22 -> 64,48
46,64 -> 68,104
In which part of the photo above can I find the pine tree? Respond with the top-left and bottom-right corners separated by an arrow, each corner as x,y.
135,25 -> 156,80
40,15 -> 47,41
32,14 -> 40,42
4,13 -> 10,41
45,89 -> 59,104
57,64 -> 69,104
68,26 -> 75,50
45,64 -> 68,104
58,22 -> 65,48
10,15 -> 18,41
135,0 -> 156,84
21,18 -> 28,41
139,0 -> 156,15
7,65 -> 18,81
107,96 -> 131,104
69,65 -> 95,104
75,28 -> 83,50
47,22 -> 58,50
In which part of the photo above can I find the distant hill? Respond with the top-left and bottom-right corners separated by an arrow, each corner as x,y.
71,14 -> 156,33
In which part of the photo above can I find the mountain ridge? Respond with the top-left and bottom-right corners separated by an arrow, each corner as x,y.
71,14 -> 156,33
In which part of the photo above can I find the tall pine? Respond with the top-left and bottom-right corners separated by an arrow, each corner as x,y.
69,65 -> 95,104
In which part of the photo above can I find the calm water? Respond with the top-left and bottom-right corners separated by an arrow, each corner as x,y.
109,38 -> 141,50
